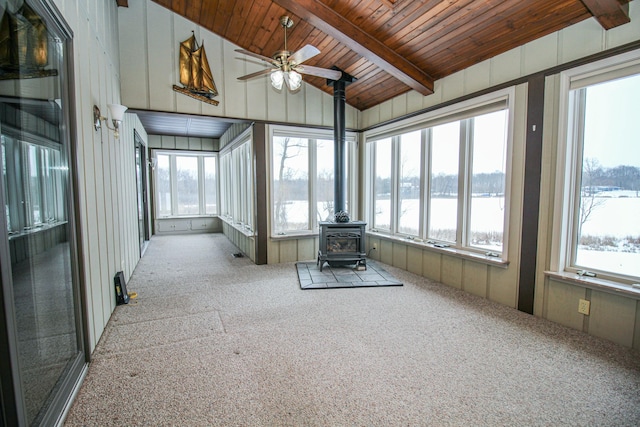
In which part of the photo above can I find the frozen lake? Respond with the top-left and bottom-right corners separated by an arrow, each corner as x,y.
276,196 -> 640,277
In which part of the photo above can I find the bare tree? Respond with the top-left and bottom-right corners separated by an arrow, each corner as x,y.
579,158 -> 606,235
274,137 -> 306,230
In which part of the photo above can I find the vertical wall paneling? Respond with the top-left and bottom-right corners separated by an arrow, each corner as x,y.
545,279 -> 587,331
304,85 -> 324,126
222,39 -> 247,118
523,33 -> 559,76
559,17 -> 604,63
119,0 -> 149,108
48,0 -> 144,352
148,4 -> 175,111
589,291 -> 636,347
463,262 -> 489,298
406,246 -> 423,276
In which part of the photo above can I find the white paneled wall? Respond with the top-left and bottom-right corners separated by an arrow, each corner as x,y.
117,0 -> 359,129
50,0 -> 147,352
360,2 -> 640,129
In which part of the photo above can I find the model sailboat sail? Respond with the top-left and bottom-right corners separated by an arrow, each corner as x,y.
173,33 -> 219,106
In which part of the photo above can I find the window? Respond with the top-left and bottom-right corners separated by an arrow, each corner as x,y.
558,56 -> 640,282
365,90 -> 512,257
398,130 -> 422,236
2,135 -> 66,233
153,151 -> 217,217
219,135 -> 253,232
429,121 -> 460,243
271,126 -> 357,236
372,137 -> 391,231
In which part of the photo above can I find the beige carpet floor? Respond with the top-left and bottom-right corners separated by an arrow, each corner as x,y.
64,234 -> 640,426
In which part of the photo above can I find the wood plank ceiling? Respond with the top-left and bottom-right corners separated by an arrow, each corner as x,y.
147,0 -> 631,111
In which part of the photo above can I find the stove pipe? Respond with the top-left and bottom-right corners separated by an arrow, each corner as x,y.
328,68 -> 356,216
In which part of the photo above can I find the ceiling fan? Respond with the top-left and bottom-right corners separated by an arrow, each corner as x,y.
236,15 -> 342,91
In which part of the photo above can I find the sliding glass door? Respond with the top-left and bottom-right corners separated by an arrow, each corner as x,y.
0,1 -> 86,425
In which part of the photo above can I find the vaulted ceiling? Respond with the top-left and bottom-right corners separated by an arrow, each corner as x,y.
143,0 -> 631,112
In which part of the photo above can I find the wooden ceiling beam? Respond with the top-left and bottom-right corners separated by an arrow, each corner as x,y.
272,0 -> 434,96
580,0 -> 630,29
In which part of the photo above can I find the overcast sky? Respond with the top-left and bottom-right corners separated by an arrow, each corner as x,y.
584,73 -> 640,168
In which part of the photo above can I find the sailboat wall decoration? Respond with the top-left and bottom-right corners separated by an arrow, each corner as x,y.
172,32 -> 219,106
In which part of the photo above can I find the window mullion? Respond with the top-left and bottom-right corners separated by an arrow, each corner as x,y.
419,129 -> 429,239
391,136 -> 400,234
458,119 -> 471,247
198,156 -> 205,215
309,139 -> 317,230
170,155 -> 178,216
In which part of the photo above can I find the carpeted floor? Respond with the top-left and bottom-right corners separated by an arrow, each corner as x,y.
64,234 -> 640,426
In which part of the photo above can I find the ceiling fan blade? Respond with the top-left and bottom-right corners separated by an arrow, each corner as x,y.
295,65 -> 342,81
235,49 -> 278,66
237,68 -> 274,81
289,44 -> 320,65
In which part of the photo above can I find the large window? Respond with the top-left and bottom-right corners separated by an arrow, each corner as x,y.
154,151 -> 217,217
558,56 -> 640,282
271,126 -> 357,236
366,91 -> 512,257
219,135 -> 253,232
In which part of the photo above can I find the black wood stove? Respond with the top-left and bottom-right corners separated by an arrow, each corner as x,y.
317,221 -> 366,271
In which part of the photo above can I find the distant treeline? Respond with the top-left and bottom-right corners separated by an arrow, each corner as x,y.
581,163 -> 640,193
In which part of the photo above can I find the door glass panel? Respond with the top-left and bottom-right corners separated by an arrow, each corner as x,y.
0,1 -> 83,424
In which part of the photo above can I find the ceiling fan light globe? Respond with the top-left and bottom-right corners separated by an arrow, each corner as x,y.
271,70 -> 284,90
287,70 -> 302,90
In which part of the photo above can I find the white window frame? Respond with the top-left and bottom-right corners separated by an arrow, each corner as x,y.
153,150 -> 218,218
219,130 -> 254,233
364,88 -> 515,260
552,49 -> 640,285
268,124 -> 358,237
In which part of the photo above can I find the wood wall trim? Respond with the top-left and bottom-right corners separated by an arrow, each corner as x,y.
517,74 -> 546,315
272,0 -> 434,96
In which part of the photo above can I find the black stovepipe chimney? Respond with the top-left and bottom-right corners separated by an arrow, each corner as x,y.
327,67 -> 356,216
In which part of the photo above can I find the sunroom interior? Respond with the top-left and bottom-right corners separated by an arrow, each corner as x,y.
1,0 -> 639,425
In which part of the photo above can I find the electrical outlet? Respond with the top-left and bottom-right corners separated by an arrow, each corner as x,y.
578,299 -> 590,315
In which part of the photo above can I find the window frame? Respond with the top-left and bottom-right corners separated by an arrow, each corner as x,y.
219,130 -> 254,233
364,88 -> 515,261
268,124 -> 358,237
552,50 -> 640,285
152,150 -> 218,218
